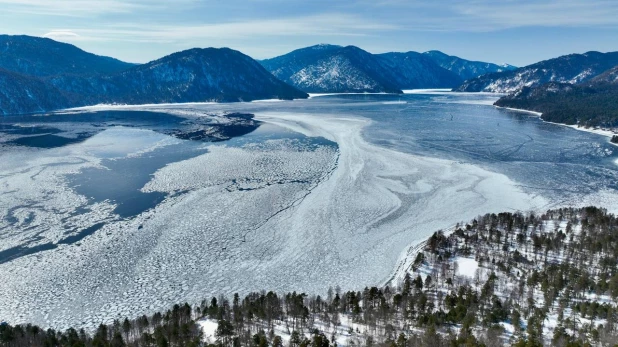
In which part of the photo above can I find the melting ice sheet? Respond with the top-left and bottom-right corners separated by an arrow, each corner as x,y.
1,110 -> 545,330
1,94 -> 617,330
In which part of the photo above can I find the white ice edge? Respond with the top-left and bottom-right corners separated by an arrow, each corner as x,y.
308,92 -> 398,98
51,98 -> 293,114
403,89 -> 507,96
495,105 -> 618,146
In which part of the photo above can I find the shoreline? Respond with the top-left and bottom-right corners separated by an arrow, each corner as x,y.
494,105 -> 617,146
403,89 -> 507,96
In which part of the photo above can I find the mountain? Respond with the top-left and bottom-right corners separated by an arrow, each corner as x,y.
261,45 -> 514,93
260,44 -> 403,93
494,65 -> 618,129
0,69 -> 70,115
0,35 -> 134,77
375,52 -> 463,88
589,65 -> 618,85
456,51 -> 618,93
422,50 -> 516,81
0,46 -> 308,115
49,48 -> 308,104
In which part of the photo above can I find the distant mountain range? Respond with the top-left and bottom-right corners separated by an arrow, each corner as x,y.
422,50 -> 516,81
494,64 -> 618,129
0,35 -> 134,77
13,35 -> 618,118
260,44 -> 513,93
374,51 -> 462,89
455,51 -> 618,93
0,36 -> 307,115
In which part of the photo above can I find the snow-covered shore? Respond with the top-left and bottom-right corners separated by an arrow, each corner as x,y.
495,105 -> 618,146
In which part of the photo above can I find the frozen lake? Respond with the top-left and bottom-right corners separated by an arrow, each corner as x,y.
0,92 -> 617,329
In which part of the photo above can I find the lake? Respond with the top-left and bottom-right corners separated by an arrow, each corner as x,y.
0,92 -> 616,329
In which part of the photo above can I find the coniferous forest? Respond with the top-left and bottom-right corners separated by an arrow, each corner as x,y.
2,207 -> 618,346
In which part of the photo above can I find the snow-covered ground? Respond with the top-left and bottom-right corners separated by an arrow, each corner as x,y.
454,257 -> 479,278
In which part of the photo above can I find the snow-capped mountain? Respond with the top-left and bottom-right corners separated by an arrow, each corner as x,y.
0,69 -> 69,115
261,44 -> 403,93
422,50 -> 516,81
375,52 -> 463,88
456,51 -> 618,93
494,65 -> 618,128
0,35 -> 134,77
261,45 -> 513,93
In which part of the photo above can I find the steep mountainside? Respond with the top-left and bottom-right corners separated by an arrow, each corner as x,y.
49,48 -> 308,104
260,44 -> 343,82
0,35 -> 134,77
589,65 -> 618,85
456,51 -> 618,93
376,52 -> 463,88
0,47 -> 307,114
494,65 -> 618,129
260,44 -> 403,93
423,50 -> 516,81
262,45 -> 514,92
0,69 -> 70,115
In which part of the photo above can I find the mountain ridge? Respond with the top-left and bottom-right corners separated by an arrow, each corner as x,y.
0,35 -> 134,77
456,51 -> 618,93
0,36 -> 308,115
422,50 -> 516,81
494,64 -> 618,130
262,44 -> 404,93
49,47 -> 308,104
261,45 -> 511,93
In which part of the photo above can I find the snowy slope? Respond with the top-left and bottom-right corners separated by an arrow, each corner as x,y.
261,45 -> 403,93
456,51 -> 618,93
423,50 -> 516,81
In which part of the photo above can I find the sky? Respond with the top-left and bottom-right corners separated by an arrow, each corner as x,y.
1,0 -> 618,66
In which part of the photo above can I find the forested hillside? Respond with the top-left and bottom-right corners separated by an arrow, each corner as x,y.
1,207 -> 617,346
0,35 -> 134,77
0,36 -> 308,115
494,74 -> 618,129
456,51 -> 618,93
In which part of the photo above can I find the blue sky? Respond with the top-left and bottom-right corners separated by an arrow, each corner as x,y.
1,0 -> 617,66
